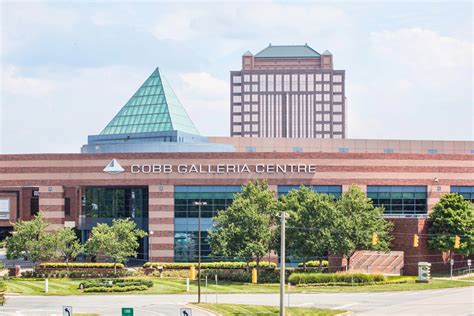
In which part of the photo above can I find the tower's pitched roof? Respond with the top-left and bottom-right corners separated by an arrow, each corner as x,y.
100,68 -> 199,136
255,44 -> 320,58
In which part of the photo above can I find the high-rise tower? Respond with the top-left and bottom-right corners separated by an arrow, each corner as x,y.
230,44 -> 346,138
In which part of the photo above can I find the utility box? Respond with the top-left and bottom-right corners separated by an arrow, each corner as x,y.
416,262 -> 431,283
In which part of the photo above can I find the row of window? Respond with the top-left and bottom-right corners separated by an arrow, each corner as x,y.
233,103 -> 342,113
233,83 -> 343,93
233,93 -> 343,104
234,73 -> 343,84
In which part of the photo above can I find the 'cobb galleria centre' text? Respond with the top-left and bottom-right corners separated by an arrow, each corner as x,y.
130,164 -> 317,174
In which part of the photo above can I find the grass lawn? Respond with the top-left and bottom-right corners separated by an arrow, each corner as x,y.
459,276 -> 474,281
5,276 -> 473,296
191,303 -> 343,315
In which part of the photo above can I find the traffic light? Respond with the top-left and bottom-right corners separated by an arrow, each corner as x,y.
454,235 -> 460,249
413,234 -> 419,248
371,232 -> 378,246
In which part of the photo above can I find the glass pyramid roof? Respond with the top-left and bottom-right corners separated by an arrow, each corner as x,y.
100,68 -> 199,135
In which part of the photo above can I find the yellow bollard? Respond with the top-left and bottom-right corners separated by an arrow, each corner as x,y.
189,266 -> 196,280
252,268 -> 258,284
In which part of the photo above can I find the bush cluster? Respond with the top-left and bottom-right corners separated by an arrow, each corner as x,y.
202,269 -> 290,283
288,273 -> 386,285
84,285 -> 148,293
297,260 -> 329,268
80,279 -> 153,293
21,269 -> 132,278
143,261 -> 276,270
39,262 -> 124,269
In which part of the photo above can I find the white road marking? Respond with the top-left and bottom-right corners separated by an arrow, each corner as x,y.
332,302 -> 359,310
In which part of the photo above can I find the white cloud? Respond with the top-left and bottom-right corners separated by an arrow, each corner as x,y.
370,28 -> 473,70
1,66 -> 54,97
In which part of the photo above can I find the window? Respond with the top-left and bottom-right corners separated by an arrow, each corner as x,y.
244,85 -> 250,92
233,96 -> 241,103
299,74 -> 306,91
367,186 -> 427,216
252,104 -> 258,112
252,84 -> 258,91
244,104 -> 250,112
291,74 -> 298,91
316,84 -> 322,92
83,187 -> 148,219
334,104 -> 342,112
451,186 -> 474,202
316,94 -> 322,101
276,74 -> 282,91
384,148 -> 395,153
244,74 -> 250,82
64,197 -> 71,216
315,74 -> 322,81
233,76 -> 241,83
316,114 -> 322,121
333,95 -> 342,102
339,148 -> 349,153
333,75 -> 342,82
292,147 -> 303,152
0,198 -> 10,220
233,105 -> 241,113
278,185 -> 342,199
324,114 -> 330,121
233,115 -> 241,123
323,74 -> 330,81
233,125 -> 241,133
324,94 -> 330,101
259,75 -> 266,91
333,124 -> 342,132
324,124 -> 330,131
30,196 -> 39,216
316,124 -> 322,131
333,85 -> 342,92
333,114 -> 342,122
252,74 -> 258,82
244,95 -> 250,102
246,146 -> 256,152
323,84 -> 330,91
251,94 -> 258,102
252,114 -> 258,122
324,104 -> 330,111
283,74 -> 290,91
174,185 -> 243,262
233,86 -> 241,93
428,149 -> 438,154
244,114 -> 250,121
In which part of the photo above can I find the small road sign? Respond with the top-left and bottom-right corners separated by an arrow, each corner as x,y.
122,307 -> 134,316
180,308 -> 192,316
62,306 -> 73,316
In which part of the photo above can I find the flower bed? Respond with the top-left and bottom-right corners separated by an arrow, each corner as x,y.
79,279 -> 153,293
39,263 -> 124,269
288,273 -> 386,285
143,261 -> 276,270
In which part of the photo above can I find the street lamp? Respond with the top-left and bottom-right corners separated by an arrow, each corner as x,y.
193,201 -> 207,303
280,211 -> 288,316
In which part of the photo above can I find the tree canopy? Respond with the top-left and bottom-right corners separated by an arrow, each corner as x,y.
330,185 -> 393,267
428,193 -> 474,256
6,213 -> 56,265
208,180 -> 278,268
85,218 -> 146,272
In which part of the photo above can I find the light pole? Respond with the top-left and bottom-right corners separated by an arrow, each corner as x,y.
280,211 -> 287,316
193,201 -> 207,303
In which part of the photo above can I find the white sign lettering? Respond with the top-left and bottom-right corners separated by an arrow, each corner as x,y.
129,163 -> 316,174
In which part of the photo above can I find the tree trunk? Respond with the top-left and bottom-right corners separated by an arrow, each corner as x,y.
346,256 -> 350,271
256,256 -> 260,271
303,260 -> 307,272
66,257 -> 69,276
114,260 -> 117,275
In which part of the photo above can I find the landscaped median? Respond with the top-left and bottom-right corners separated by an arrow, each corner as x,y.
191,303 -> 345,316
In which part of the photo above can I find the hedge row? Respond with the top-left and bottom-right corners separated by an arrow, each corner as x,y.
80,278 -> 153,289
144,261 -> 276,269
297,260 -> 329,268
39,263 -> 124,269
21,269 -> 132,279
201,269 -> 291,283
288,273 -> 386,285
295,279 -> 408,287
84,285 -> 148,293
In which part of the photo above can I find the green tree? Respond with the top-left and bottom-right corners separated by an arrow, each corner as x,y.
85,218 -> 146,273
278,187 -> 338,270
0,279 -> 5,305
5,213 -> 56,269
330,185 -> 393,270
208,180 -> 278,269
428,193 -> 474,256
52,228 -> 83,273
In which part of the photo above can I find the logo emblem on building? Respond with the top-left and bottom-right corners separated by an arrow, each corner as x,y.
103,159 -> 125,175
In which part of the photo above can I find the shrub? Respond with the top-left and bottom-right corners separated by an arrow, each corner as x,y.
21,269 -> 132,278
80,278 -> 153,289
83,285 -> 148,293
39,262 -> 124,269
288,273 -> 387,285
143,261 -> 276,270
202,269 -> 290,283
297,260 -> 329,268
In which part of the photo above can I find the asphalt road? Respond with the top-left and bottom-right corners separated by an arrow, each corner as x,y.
1,286 -> 473,316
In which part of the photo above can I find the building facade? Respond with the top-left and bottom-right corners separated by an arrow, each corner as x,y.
1,139 -> 473,274
230,44 -> 346,139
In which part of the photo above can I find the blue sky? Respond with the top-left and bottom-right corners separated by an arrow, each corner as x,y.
1,0 -> 472,153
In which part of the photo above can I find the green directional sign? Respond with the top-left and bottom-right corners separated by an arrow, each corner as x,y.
122,307 -> 134,316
